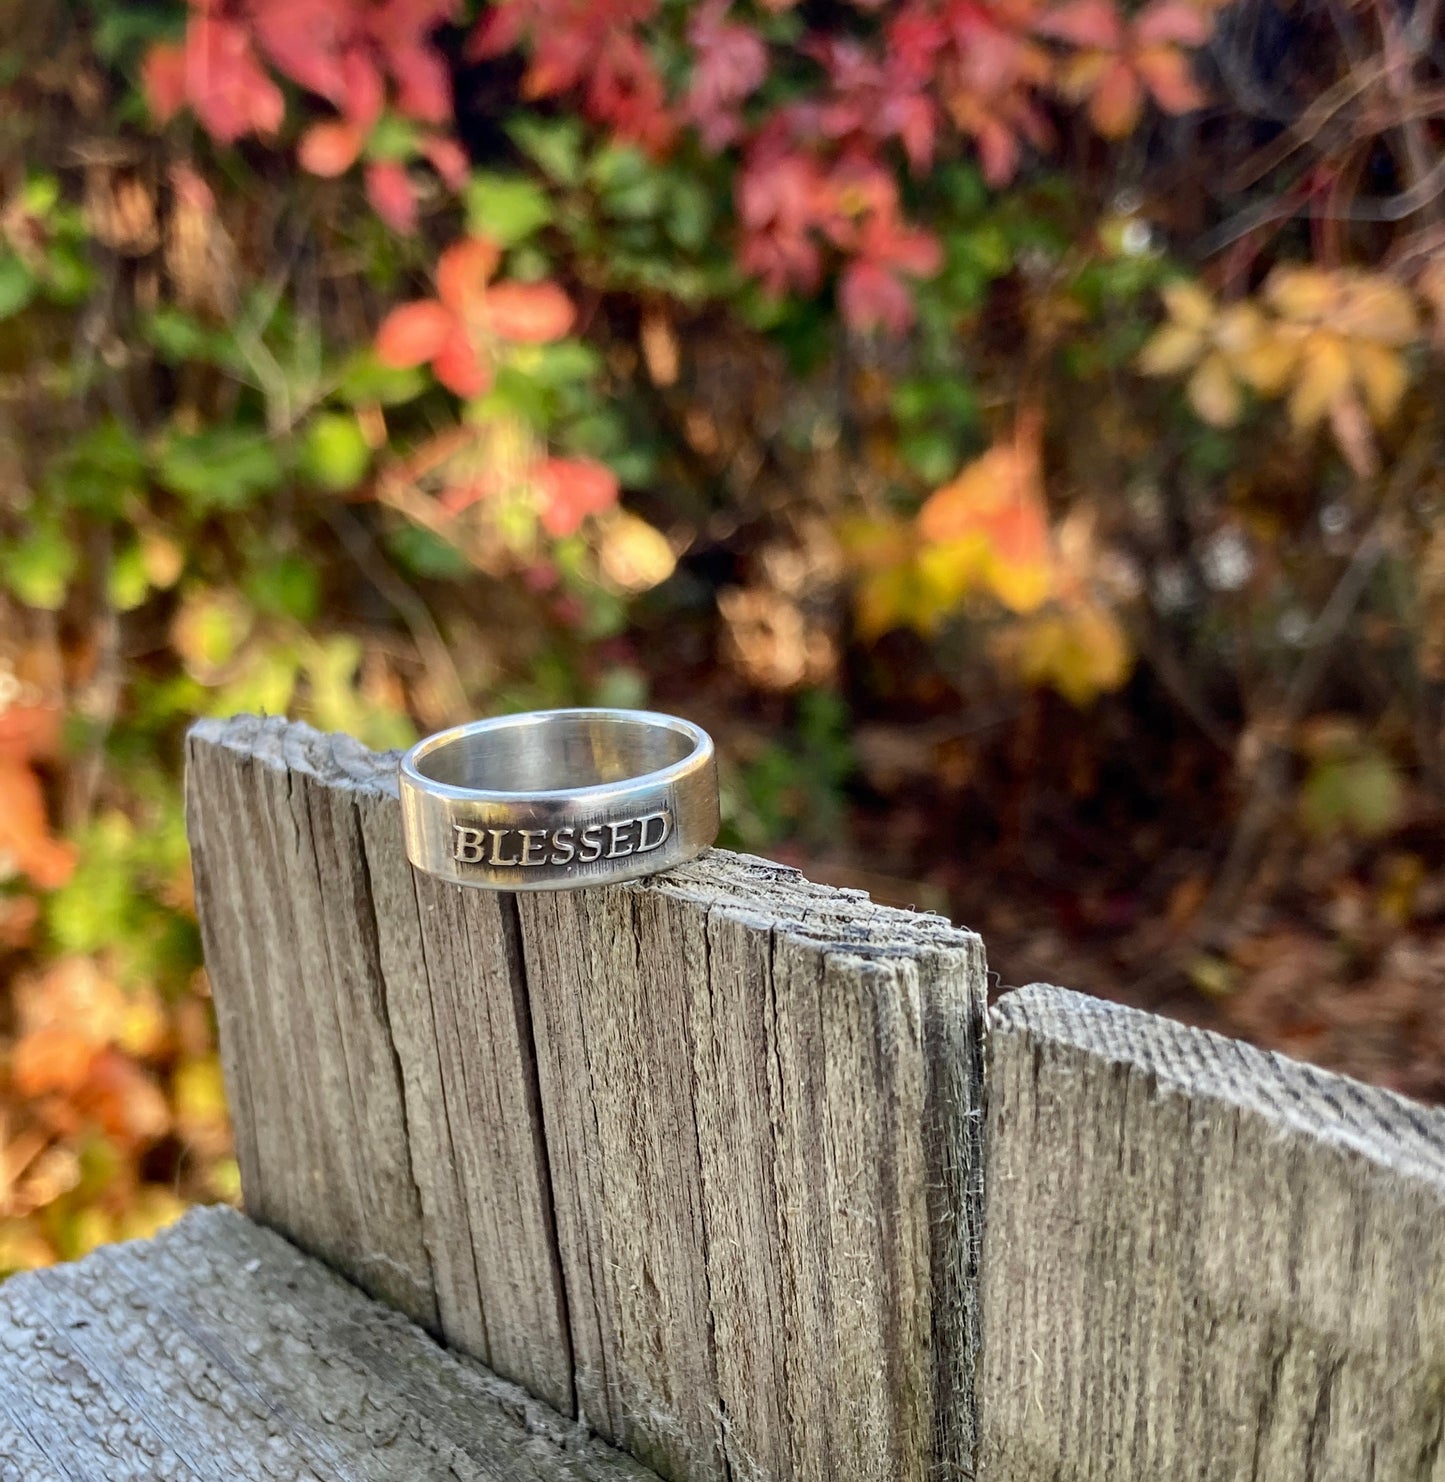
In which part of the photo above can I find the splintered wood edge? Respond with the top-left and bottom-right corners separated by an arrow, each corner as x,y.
186,714 -> 987,969
0,1206 -> 654,1481
994,984 -> 1445,1194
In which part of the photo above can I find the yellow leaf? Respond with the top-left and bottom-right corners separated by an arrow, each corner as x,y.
597,511 -> 676,593
1266,266 -> 1338,323
1233,327 -> 1297,395
1137,321 -> 1204,376
1337,276 -> 1418,346
985,547 -> 1054,613
1159,278 -> 1215,331
1348,340 -> 1408,424
1288,333 -> 1351,429
1013,601 -> 1132,706
1187,352 -> 1242,426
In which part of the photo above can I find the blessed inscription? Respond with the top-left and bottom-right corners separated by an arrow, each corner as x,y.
452,809 -> 672,868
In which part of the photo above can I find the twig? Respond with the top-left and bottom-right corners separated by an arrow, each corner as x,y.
323,505 -> 471,725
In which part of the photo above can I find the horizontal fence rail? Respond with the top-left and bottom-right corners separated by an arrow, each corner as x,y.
0,1206 -> 654,1481
185,716 -> 989,1482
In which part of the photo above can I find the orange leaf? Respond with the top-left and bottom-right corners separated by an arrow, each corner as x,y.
487,282 -> 576,343
1089,58 -> 1143,136
536,457 -> 619,536
141,42 -> 188,123
12,1026 -> 95,1098
0,760 -> 75,889
437,237 -> 501,312
375,300 -> 452,367
1134,46 -> 1203,114
79,1051 -> 171,1147
432,328 -> 494,398
298,119 -> 365,177
0,704 -> 63,765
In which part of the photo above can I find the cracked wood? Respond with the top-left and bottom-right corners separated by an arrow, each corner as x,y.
184,716 -> 990,1482
978,985 -> 1445,1482
0,1205 -> 657,1481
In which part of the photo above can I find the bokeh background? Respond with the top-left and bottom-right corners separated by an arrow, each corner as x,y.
2,0 -> 1443,1273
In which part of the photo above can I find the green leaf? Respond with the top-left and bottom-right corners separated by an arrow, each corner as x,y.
336,352 -> 427,406
244,553 -> 320,622
385,524 -> 472,579
509,115 -> 585,186
589,146 -> 663,219
365,114 -> 421,162
2,524 -> 77,609
48,418 -> 146,515
155,427 -> 283,510
900,429 -> 959,484
465,172 -> 553,246
0,254 -> 37,319
43,241 -> 94,303
143,307 -> 240,370
666,177 -> 713,251
108,542 -> 151,611
299,411 -> 371,491
1300,752 -> 1405,839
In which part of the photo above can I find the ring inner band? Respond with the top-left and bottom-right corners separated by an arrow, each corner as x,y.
413,713 -> 697,794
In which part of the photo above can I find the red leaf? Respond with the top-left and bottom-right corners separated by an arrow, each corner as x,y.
185,16 -> 285,143
684,0 -> 769,151
437,237 -> 500,311
0,760 -> 75,890
536,457 -> 619,536
388,42 -> 453,123
365,160 -> 419,233
338,47 -> 386,129
840,260 -> 916,334
1037,0 -> 1121,48
142,42 -> 188,123
251,0 -> 353,102
421,134 -> 470,190
376,300 -> 453,366
1135,1 -> 1212,45
299,119 -> 366,176
432,329 -> 494,397
467,4 -> 526,59
486,282 -> 576,342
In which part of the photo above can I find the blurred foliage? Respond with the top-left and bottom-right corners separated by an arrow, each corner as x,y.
3,0 -> 1445,1271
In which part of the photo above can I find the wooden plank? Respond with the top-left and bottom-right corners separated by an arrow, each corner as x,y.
517,855 -> 987,1481
0,1205 -> 655,1482
185,717 -> 989,1482
978,984 -> 1445,1482
185,716 -> 573,1410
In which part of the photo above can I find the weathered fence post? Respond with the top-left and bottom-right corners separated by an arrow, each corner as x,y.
977,985 -> 1445,1480
184,715 -> 990,1482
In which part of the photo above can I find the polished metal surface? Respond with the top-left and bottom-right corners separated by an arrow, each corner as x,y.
398,708 -> 719,889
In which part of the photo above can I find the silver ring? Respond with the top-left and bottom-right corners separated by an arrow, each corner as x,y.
398,708 -> 719,890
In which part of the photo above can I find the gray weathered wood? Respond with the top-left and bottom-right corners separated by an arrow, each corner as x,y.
186,716 -> 573,1411
978,984 -> 1445,1482
185,716 -> 989,1482
0,1204 -> 655,1481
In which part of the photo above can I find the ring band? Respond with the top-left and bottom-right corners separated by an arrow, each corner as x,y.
398,708 -> 719,890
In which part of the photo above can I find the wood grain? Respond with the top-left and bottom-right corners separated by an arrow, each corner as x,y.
0,1205 -> 654,1482
185,716 -> 573,1410
978,984 -> 1445,1482
185,716 -> 989,1482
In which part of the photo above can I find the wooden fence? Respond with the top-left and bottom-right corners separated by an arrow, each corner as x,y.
6,713 -> 1440,1481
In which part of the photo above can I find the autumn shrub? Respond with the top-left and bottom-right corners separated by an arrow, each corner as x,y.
1,0 -> 1443,1268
